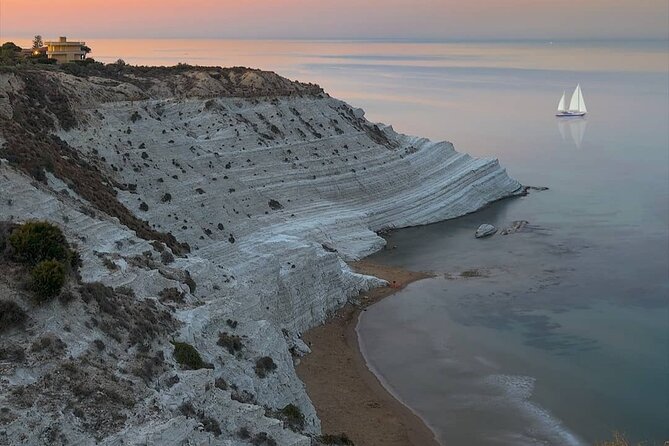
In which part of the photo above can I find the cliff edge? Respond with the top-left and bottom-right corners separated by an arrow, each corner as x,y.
0,64 -> 521,445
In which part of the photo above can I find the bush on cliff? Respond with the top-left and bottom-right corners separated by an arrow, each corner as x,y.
278,403 -> 305,431
172,341 -> 208,370
9,221 -> 73,265
254,356 -> 277,378
217,332 -> 243,355
0,300 -> 28,332
31,259 -> 67,301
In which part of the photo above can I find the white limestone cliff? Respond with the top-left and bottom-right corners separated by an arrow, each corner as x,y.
0,67 -> 522,445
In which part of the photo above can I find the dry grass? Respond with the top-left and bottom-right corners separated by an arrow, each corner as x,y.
595,432 -> 644,446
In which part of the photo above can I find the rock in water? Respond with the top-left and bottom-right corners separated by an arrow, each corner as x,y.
475,224 -> 497,238
500,220 -> 529,235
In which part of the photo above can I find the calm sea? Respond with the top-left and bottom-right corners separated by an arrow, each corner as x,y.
9,37 -> 668,445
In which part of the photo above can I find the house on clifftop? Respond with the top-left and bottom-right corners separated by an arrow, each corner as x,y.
45,37 -> 88,63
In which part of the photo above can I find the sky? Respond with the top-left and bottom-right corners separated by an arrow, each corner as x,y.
1,0 -> 667,41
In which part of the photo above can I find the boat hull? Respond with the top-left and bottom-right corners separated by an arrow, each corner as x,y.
556,111 -> 586,117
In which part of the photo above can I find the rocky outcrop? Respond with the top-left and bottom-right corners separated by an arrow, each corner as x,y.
475,224 -> 498,238
0,66 -> 522,445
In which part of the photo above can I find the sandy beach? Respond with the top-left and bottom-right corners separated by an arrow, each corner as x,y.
296,260 -> 439,446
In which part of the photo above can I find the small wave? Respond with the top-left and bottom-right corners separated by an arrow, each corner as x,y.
484,374 -> 585,446
485,374 -> 536,400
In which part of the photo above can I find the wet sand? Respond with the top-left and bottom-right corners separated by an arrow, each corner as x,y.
296,260 -> 439,446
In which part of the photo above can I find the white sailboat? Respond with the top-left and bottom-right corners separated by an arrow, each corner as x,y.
556,84 -> 587,117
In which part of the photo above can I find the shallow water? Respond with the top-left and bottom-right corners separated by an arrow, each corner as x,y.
347,42 -> 669,445
10,37 -> 667,444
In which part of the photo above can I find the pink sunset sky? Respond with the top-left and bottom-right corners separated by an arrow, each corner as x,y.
1,0 -> 667,40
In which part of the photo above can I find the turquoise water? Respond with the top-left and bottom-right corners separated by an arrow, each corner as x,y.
13,37 -> 666,444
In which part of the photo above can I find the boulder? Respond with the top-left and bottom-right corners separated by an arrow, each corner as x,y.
475,224 -> 497,238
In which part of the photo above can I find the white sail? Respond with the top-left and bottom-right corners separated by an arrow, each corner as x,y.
569,84 -> 587,113
557,91 -> 566,112
579,86 -> 587,113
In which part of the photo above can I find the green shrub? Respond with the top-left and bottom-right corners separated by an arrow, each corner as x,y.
172,341 -> 207,370
0,300 -> 27,332
279,403 -> 305,431
31,260 -> 66,301
254,356 -> 277,378
9,221 -> 72,265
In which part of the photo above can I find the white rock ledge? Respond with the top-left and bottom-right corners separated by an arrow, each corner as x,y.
0,69 -> 521,445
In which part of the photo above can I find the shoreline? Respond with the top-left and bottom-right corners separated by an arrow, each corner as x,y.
296,260 -> 439,446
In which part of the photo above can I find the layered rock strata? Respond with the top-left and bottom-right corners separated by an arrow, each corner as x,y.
0,66 -> 521,445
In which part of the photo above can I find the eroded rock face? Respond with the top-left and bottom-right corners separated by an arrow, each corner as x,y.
0,67 -> 521,445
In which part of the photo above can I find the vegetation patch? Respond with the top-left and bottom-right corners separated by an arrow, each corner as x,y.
8,221 -> 73,265
184,272 -> 196,294
267,403 -> 305,432
9,354 -> 137,438
158,287 -> 184,303
268,199 -> 283,210
80,282 -> 177,346
217,332 -> 243,355
230,386 -> 257,404
254,356 -> 277,378
30,259 -> 66,301
0,345 -> 26,362
178,402 -> 221,437
172,341 -> 208,370
0,300 -> 27,332
0,73 -> 190,255
131,351 -> 167,385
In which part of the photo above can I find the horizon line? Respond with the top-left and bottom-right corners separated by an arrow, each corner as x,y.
2,35 -> 668,44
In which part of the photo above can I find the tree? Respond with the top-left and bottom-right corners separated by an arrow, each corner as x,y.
81,45 -> 91,55
32,35 -> 43,49
1,42 -> 21,52
0,42 -> 22,65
